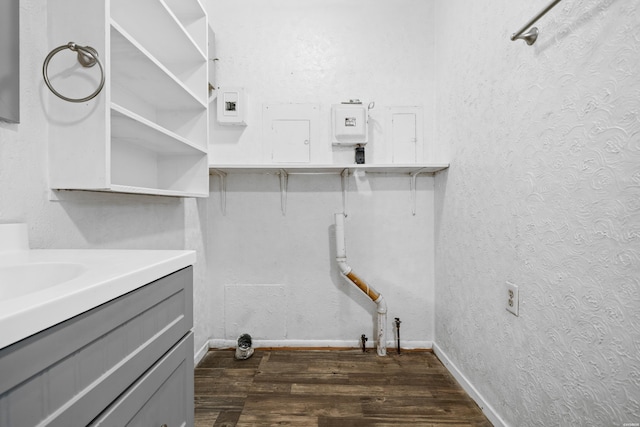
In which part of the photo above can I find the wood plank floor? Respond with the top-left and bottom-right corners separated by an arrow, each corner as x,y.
194,349 -> 492,426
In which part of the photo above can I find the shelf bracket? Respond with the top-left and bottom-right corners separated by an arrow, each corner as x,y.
211,170 -> 227,215
410,168 -> 429,216
277,169 -> 288,215
341,168 -> 350,217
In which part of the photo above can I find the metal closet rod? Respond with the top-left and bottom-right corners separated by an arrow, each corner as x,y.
511,0 -> 563,44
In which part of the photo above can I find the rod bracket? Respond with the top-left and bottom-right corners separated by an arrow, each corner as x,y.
410,168 -> 430,215
211,170 -> 227,215
510,0 -> 562,45
277,169 -> 288,215
512,27 -> 539,45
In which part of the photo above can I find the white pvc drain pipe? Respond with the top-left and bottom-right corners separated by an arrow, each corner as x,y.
334,213 -> 387,356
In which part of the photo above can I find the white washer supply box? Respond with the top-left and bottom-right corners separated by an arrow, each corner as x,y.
332,103 -> 368,145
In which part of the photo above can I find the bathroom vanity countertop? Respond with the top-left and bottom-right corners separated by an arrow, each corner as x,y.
0,249 -> 195,350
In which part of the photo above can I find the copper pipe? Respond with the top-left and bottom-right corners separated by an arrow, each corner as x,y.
345,271 -> 380,301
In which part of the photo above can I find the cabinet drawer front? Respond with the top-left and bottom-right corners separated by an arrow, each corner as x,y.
0,267 -> 193,427
91,332 -> 194,427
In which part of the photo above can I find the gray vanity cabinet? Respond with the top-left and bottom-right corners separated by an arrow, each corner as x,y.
0,267 -> 194,427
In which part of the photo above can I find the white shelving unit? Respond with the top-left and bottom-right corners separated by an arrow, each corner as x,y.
208,163 -> 450,215
47,0 -> 209,197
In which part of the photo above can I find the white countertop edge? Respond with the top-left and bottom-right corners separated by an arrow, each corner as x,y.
0,250 -> 196,350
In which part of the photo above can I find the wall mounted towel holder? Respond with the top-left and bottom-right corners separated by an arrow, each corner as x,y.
43,41 -> 105,103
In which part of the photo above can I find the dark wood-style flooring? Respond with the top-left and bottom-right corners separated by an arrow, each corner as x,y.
194,349 -> 492,426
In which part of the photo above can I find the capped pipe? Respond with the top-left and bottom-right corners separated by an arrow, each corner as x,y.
395,317 -> 402,355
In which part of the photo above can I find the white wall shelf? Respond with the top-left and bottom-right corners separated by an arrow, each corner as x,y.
47,0 -> 209,198
110,24 -> 207,111
111,104 -> 206,155
208,163 -> 449,175
208,163 -> 449,215
111,0 -> 206,88
164,0 -> 208,54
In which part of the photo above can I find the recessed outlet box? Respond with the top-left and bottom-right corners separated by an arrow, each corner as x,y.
506,281 -> 519,316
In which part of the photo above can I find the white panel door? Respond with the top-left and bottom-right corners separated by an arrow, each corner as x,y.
392,112 -> 417,163
270,119 -> 310,163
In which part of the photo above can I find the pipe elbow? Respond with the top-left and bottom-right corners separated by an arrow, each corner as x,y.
374,294 -> 387,314
336,258 -> 352,275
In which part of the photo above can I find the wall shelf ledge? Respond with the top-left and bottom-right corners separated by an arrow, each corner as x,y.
208,163 -> 449,175
208,163 -> 449,215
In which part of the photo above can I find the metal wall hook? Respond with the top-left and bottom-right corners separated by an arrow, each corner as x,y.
43,41 -> 105,103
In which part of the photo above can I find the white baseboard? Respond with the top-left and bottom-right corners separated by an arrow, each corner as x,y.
395,340 -> 433,350
194,340 -> 210,366
207,339 -> 433,351
432,343 -> 507,427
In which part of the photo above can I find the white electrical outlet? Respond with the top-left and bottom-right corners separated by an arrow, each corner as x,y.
506,281 -> 519,316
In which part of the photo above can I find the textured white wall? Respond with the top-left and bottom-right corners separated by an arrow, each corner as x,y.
207,0 -> 437,348
434,1 -> 640,425
207,172 -> 435,348
208,0 -> 439,164
0,0 -> 211,358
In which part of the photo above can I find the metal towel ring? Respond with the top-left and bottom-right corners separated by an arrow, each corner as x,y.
43,42 -> 105,103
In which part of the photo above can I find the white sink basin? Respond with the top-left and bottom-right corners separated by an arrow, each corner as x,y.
0,247 -> 195,350
0,262 -> 87,300
0,224 -> 195,350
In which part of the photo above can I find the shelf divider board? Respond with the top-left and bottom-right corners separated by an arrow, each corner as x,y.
47,0 -> 110,191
